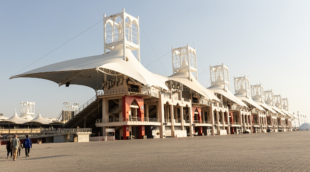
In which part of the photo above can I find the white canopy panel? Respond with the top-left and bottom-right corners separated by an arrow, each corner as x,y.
256,102 -> 276,113
1,112 -> 29,124
271,106 -> 286,116
208,87 -> 247,107
25,113 -> 50,124
236,96 -> 265,111
10,45 -> 168,91
168,72 -> 220,102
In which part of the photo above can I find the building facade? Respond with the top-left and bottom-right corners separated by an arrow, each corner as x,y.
10,9 -> 295,140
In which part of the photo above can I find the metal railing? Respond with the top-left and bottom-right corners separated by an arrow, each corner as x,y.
232,121 -> 241,125
40,128 -> 92,135
96,117 -> 160,123
57,96 -> 97,121
163,92 -> 171,99
128,87 -> 139,93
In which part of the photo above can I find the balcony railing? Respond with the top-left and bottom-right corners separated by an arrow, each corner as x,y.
128,87 -> 139,93
231,121 -> 241,125
96,117 -> 160,123
163,92 -> 171,99
41,128 -> 92,135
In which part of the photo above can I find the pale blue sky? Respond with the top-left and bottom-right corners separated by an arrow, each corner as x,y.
1,0 -> 309,121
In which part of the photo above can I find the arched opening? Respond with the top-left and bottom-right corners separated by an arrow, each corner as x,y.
125,17 -> 131,42
105,21 -> 113,44
132,21 -> 138,44
114,17 -> 122,41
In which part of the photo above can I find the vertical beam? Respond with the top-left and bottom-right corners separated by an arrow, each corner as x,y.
101,98 -> 108,136
159,97 -> 165,138
137,16 -> 140,62
189,104 -> 193,137
187,44 -> 191,81
103,14 -> 106,54
239,111 -> 243,133
170,105 -> 175,137
216,111 -> 220,133
180,106 -> 184,130
227,112 -> 230,135
145,104 -> 149,121
211,108 -> 215,136
122,9 -> 126,61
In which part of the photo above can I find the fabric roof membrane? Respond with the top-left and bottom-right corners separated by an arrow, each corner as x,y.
10,45 -> 168,91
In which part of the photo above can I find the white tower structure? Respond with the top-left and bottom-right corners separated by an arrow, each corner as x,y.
172,44 -> 197,80
234,76 -> 250,98
264,90 -> 275,106
209,64 -> 230,91
20,101 -> 35,118
274,95 -> 283,110
251,84 -> 265,103
282,98 -> 289,112
103,9 -> 140,61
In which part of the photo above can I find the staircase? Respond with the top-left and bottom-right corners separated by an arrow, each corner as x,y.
63,96 -> 102,128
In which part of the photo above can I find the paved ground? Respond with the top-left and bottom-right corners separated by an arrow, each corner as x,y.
0,131 -> 309,172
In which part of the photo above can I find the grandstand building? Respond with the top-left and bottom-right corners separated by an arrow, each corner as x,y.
10,9 -> 296,140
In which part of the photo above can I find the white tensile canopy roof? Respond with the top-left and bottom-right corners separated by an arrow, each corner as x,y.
1,111 -> 29,124
236,96 -> 265,111
0,115 -> 9,121
25,113 -> 50,125
167,71 -> 220,102
10,45 -> 168,91
255,102 -> 276,113
208,87 -> 247,107
281,109 -> 293,118
271,106 -> 286,116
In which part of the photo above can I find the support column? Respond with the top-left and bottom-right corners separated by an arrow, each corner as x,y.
180,106 -> 184,130
145,104 -> 149,122
250,114 -> 253,134
227,112 -> 230,135
102,98 -> 108,136
242,114 -> 245,131
211,108 -> 215,136
189,105 -> 193,137
216,111 -> 220,133
239,112 -> 243,133
159,97 -> 165,138
222,111 -> 225,127
170,105 -> 175,137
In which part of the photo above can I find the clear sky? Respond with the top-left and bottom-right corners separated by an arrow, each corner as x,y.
1,0 -> 309,121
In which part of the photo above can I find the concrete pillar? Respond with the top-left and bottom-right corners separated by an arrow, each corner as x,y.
101,98 -> 108,136
170,105 -> 175,137
180,106 -> 184,130
159,97 -> 165,138
227,112 -> 230,135
202,110 -> 205,123
189,105 -> 193,137
239,112 -> 242,133
222,111 -> 225,126
250,114 -> 253,134
211,108 -> 215,136
145,104 -> 149,122
242,114 -> 245,131
216,111 -> 220,133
